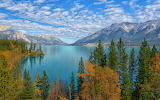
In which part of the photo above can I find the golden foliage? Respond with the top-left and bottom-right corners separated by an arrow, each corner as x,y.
150,51 -> 160,91
0,43 -> 24,100
47,78 -> 68,100
79,61 -> 121,100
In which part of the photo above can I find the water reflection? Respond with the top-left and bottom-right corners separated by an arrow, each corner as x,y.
21,46 -> 140,83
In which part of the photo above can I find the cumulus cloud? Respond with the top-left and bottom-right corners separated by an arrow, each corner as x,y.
0,13 -> 8,19
94,0 -> 114,5
0,0 -> 160,43
122,1 -> 128,5
134,0 -> 160,22
70,3 -> 84,11
6,3 -> 35,12
34,0 -> 45,3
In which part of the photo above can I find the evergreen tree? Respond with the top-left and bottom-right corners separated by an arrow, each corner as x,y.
29,41 -> 33,52
137,38 -> 151,84
93,40 -> 105,66
21,69 -> 34,99
117,38 -> 132,100
33,44 -> 36,51
129,48 -> 136,89
89,52 -> 94,63
150,45 -> 157,58
139,82 -> 154,100
39,45 -> 42,52
101,53 -> 107,67
77,57 -> 85,93
34,72 -> 42,99
107,39 -> 118,70
40,70 -> 50,99
35,72 -> 41,87
70,72 -> 75,100
136,38 -> 151,98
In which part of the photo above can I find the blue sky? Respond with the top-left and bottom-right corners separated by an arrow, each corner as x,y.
0,0 -> 160,43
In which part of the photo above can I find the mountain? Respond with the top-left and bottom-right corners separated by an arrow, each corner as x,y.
0,24 -> 66,45
74,20 -> 160,46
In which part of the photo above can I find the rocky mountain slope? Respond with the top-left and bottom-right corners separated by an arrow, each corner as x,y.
74,20 -> 160,46
0,24 -> 66,45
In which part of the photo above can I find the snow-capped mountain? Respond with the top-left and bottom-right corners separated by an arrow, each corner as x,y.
0,24 -> 66,45
74,20 -> 160,46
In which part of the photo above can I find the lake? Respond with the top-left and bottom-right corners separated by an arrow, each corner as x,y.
21,46 -> 140,83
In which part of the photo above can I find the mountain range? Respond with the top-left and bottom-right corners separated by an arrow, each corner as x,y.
74,20 -> 160,46
0,24 -> 66,45
1,20 -> 160,46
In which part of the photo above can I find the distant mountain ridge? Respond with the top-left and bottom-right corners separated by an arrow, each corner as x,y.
74,20 -> 160,46
0,24 -> 66,45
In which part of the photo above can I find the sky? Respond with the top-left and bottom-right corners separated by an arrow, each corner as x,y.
0,0 -> 160,43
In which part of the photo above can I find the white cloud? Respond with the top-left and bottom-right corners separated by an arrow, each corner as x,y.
0,13 -> 8,19
70,3 -> 84,12
0,0 -> 12,7
94,0 -> 114,5
41,6 -> 50,10
1,0 -> 160,43
34,0 -> 45,3
6,3 -> 35,12
134,0 -> 160,22
122,1 -> 128,5
53,8 -> 65,12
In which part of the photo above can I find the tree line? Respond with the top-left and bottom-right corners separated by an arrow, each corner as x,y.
0,38 -> 159,100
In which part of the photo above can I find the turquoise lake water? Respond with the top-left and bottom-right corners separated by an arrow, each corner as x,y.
21,46 -> 140,83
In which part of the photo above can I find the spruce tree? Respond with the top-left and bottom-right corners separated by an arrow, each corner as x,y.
89,52 -> 94,63
136,38 -> 151,98
101,53 -> 107,67
150,45 -> 157,58
129,48 -> 136,89
139,81 -> 154,100
117,38 -> 132,100
77,57 -> 85,93
40,70 -> 50,99
93,40 -> 105,66
29,41 -> 33,52
21,69 -> 34,99
33,44 -> 36,51
107,39 -> 118,70
34,72 -> 42,99
70,72 -> 75,100
137,38 -> 151,84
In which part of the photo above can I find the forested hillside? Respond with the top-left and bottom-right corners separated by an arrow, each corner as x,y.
0,38 -> 160,100
0,39 -> 44,99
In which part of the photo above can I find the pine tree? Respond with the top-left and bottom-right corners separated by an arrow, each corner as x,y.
150,45 -> 157,58
93,40 -> 105,66
107,39 -> 118,70
29,41 -> 33,52
129,48 -> 136,89
89,52 -> 94,63
70,72 -> 75,100
77,57 -> 85,93
34,72 -> 42,99
40,70 -> 50,99
33,43 -> 36,51
139,81 -> 154,100
137,38 -> 151,84
136,38 -> 151,98
0,60 -> 10,99
39,45 -> 42,52
101,53 -> 107,67
21,69 -> 34,99
117,38 -> 132,100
